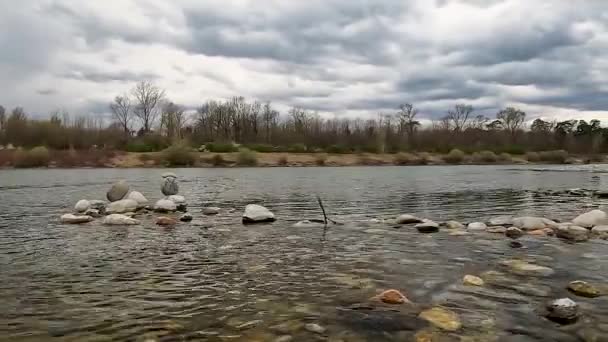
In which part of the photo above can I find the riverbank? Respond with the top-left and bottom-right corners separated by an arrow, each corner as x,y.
1,149 -> 606,168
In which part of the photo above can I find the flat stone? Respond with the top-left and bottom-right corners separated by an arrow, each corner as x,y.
487,226 -> 506,234
488,216 -> 513,226
573,210 -> 608,228
243,204 -> 275,224
60,214 -> 93,224
500,259 -> 554,277
567,281 -> 601,298
202,207 -> 221,215
106,199 -> 138,214
103,214 -> 140,225
419,307 -> 462,331
156,217 -> 178,226
591,225 -> 608,239
415,221 -> 439,233
556,225 -> 589,242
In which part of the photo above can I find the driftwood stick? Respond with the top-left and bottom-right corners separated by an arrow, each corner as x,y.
316,195 -> 328,226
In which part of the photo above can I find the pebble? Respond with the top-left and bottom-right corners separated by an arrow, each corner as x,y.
415,221 -> 440,233
500,259 -> 554,277
375,289 -> 411,304
463,275 -> 484,286
418,307 -> 462,331
305,323 -> 326,334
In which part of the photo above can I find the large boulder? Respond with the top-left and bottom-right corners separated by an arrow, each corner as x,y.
243,204 -> 275,224
60,214 -> 93,224
555,225 -> 589,242
168,195 -> 187,211
512,217 -> 556,231
396,214 -> 423,224
106,199 -> 138,214
572,210 -> 608,228
591,225 -> 608,239
107,180 -> 130,202
74,199 -> 91,213
154,199 -> 177,213
126,191 -> 148,208
161,176 -> 179,196
103,214 -> 140,225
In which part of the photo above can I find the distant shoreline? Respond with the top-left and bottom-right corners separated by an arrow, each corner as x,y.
1,150 -> 605,169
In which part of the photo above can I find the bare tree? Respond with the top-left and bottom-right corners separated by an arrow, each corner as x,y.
161,101 -> 185,141
397,103 -> 420,146
446,104 -> 474,132
131,81 -> 165,133
497,107 -> 526,138
109,94 -> 132,135
470,115 -> 489,130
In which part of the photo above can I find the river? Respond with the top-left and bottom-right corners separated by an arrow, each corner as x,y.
1,165 -> 608,341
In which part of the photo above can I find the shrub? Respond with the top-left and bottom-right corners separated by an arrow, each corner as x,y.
417,152 -> 431,165
326,144 -> 351,154
501,145 -> 526,155
126,141 -> 157,153
163,143 -> 196,166
474,150 -> 498,163
443,149 -> 465,164
358,153 -> 381,165
498,152 -> 512,162
525,151 -> 540,162
139,153 -> 153,162
278,155 -> 288,166
205,142 -> 238,153
315,153 -> 327,166
245,144 -> 275,153
286,144 -> 307,153
236,148 -> 257,166
210,154 -> 226,166
539,150 -> 568,164
394,152 -> 417,165
13,146 -> 51,168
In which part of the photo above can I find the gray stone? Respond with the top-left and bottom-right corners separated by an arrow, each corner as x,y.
74,199 -> 90,213
556,225 -> 589,242
444,221 -> 464,229
467,222 -> 487,231
396,214 -> 423,224
572,210 -> 608,228
154,199 -> 177,212
60,214 -> 93,224
103,214 -> 140,225
202,207 -> 221,215
126,191 -> 148,208
161,177 -> 179,196
415,221 -> 439,233
106,180 -> 129,202
106,199 -> 138,214
546,298 -> 579,324
179,213 -> 193,222
243,204 -> 275,224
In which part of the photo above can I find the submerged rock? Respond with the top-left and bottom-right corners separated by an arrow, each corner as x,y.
555,225 -> 589,242
103,214 -> 139,225
488,216 -> 513,226
154,199 -> 177,213
463,275 -> 484,286
509,241 -> 523,248
567,281 -> 601,298
60,214 -> 93,224
106,199 -> 138,214
126,191 -> 148,208
375,289 -> 411,304
179,213 -> 193,222
156,216 -> 177,226
418,307 -> 462,331
467,222 -> 487,231
415,221 -> 439,233
546,298 -> 579,324
107,180 -> 129,202
243,204 -> 275,224
505,227 -> 524,239
500,259 -> 554,277
304,323 -> 325,334
572,209 -> 608,228
591,225 -> 608,239
487,226 -> 506,234
161,176 -> 179,196
512,217 -> 556,231
202,207 -> 221,215
74,199 -> 90,213
396,214 -> 423,224
293,220 -> 326,228
444,221 -> 464,229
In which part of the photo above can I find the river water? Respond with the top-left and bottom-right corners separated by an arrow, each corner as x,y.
1,165 -> 608,341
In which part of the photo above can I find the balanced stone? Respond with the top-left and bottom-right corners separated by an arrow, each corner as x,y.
107,180 -> 129,202
161,176 -> 179,196
106,199 -> 138,214
74,199 -> 90,213
126,191 -> 148,208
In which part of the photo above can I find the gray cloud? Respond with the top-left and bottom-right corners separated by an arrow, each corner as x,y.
0,0 -> 607,120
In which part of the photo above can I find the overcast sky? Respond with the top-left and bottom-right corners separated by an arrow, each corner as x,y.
1,0 -> 608,122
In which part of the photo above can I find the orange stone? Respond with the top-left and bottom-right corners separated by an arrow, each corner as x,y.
156,217 -> 177,226
376,289 -> 410,304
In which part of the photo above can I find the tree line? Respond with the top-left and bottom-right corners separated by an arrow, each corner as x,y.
0,81 -> 607,154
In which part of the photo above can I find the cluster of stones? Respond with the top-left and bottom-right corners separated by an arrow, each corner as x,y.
391,209 -> 608,243
60,173 -> 191,226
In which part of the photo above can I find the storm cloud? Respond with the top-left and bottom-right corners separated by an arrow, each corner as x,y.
0,0 -> 607,121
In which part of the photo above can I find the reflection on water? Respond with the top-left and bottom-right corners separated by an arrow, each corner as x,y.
1,165 -> 608,341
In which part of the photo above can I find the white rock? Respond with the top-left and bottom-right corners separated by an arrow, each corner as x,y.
243,204 -> 275,224
572,210 -> 608,228
512,217 -> 555,231
467,222 -> 487,231
74,199 -> 91,213
60,214 -> 93,224
202,207 -> 221,215
488,216 -> 513,226
154,199 -> 177,212
126,191 -> 148,208
161,172 -> 177,179
396,214 -> 423,224
591,225 -> 608,239
444,221 -> 465,229
106,199 -> 138,214
167,195 -> 186,204
103,214 -> 140,225
546,298 -> 579,323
